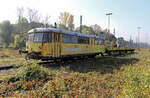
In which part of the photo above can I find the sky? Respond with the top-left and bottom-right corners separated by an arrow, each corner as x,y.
0,0 -> 150,43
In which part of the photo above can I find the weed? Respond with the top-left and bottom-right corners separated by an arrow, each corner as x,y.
15,61 -> 48,81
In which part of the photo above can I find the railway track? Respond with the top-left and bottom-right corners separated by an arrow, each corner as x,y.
0,65 -> 14,70
0,52 -> 135,72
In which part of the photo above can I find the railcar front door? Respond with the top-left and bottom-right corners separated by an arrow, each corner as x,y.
52,33 -> 61,58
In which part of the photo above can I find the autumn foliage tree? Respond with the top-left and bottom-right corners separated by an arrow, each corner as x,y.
58,12 -> 74,31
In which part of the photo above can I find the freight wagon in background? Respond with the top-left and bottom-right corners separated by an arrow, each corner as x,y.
104,37 -> 135,56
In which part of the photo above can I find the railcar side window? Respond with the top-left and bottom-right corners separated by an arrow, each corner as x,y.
95,39 -> 102,45
78,37 -> 89,44
62,34 -> 77,43
43,33 -> 51,42
28,33 -> 34,42
34,33 -> 43,42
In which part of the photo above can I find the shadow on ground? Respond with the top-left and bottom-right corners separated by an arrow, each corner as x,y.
41,55 -> 139,74
70,57 -> 138,74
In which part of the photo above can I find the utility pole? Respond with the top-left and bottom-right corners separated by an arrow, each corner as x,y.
106,13 -> 112,40
80,15 -> 82,33
137,27 -> 141,48
130,35 -> 132,47
113,28 -> 115,36
136,37 -> 138,48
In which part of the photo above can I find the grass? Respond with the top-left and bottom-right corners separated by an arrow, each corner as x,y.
0,48 -> 25,81
0,48 -> 150,97
0,48 -> 25,65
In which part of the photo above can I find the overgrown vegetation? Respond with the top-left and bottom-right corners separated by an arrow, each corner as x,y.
0,49 -> 25,65
0,49 -> 150,97
15,61 -> 48,81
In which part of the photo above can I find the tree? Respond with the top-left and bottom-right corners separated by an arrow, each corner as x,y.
102,29 -> 107,33
0,20 -> 13,47
76,25 -> 94,34
14,34 -> 25,49
13,8 -> 31,48
58,24 -> 68,30
59,12 -> 69,26
16,7 -> 30,33
27,8 -> 41,23
101,28 -> 117,41
58,12 -> 74,30
15,17 -> 29,34
14,34 -> 20,48
27,8 -> 42,28
91,24 -> 102,35
17,7 -> 24,22
41,15 -> 51,28
67,14 -> 74,30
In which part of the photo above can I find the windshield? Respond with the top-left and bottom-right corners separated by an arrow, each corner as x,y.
28,33 -> 51,42
34,33 -> 43,42
28,33 -> 34,42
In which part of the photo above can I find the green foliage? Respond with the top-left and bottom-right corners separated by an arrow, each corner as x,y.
76,25 -> 95,34
8,43 -> 14,48
15,61 -> 48,81
14,35 -> 20,48
58,24 -> 68,30
0,8 -> 53,49
2,43 -> 7,48
0,20 -> 13,47
16,17 -> 30,34
14,34 -> 25,49
91,24 -> 102,35
40,72 -> 108,97
122,64 -> 150,97
1,42 -> 150,97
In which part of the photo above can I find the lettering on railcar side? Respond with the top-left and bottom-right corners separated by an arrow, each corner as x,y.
63,47 -> 88,52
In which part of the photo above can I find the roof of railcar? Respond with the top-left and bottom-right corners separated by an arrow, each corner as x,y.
28,28 -> 105,39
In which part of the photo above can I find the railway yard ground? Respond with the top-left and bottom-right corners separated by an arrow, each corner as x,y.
0,48 -> 150,97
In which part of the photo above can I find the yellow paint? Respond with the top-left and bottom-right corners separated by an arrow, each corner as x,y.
26,32 -> 105,58
26,42 -> 42,54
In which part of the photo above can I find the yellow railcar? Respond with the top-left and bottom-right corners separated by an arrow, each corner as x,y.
25,28 -> 105,60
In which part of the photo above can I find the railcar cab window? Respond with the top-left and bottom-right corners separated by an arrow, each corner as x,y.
78,37 -> 89,44
34,33 -> 43,42
43,33 -> 51,42
62,34 -> 77,43
28,33 -> 34,42
95,39 -> 103,45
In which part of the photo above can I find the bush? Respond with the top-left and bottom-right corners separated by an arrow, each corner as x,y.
15,61 -> 48,81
